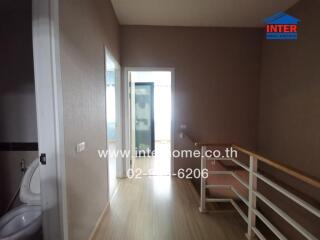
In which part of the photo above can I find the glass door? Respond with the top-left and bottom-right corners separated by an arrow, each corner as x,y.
134,82 -> 155,156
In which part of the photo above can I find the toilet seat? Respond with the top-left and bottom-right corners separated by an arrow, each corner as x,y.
20,159 -> 41,205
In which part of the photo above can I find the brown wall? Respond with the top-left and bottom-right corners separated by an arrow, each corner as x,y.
120,26 -> 263,171
0,0 -> 38,216
59,0 -> 120,239
258,0 -> 320,238
0,0 -> 37,142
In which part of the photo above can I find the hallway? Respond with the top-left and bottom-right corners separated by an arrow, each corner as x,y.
133,140 -> 171,176
93,176 -> 247,240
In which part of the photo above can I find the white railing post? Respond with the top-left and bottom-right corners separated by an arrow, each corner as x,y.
247,155 -> 258,239
199,146 -> 207,212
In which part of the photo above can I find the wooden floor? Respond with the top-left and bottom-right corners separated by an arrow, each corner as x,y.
133,140 -> 171,176
93,176 -> 247,240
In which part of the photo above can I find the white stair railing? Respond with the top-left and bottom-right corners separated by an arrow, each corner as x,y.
199,146 -> 207,212
198,144 -> 320,240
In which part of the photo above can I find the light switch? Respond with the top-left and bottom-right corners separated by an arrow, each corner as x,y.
180,124 -> 187,129
76,142 -> 86,153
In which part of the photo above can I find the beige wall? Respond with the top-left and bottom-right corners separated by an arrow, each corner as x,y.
120,26 -> 263,171
258,0 -> 320,238
59,0 -> 120,239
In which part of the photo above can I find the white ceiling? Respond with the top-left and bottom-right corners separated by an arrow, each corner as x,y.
111,0 -> 299,27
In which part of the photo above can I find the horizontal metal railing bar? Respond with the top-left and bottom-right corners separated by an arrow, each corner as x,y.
206,184 -> 231,189
205,198 -> 231,203
232,172 -> 249,189
254,191 -> 317,240
233,145 -> 320,189
230,187 -> 249,207
251,227 -> 266,240
253,208 -> 287,240
231,158 -> 250,172
230,199 -> 248,224
254,171 -> 320,218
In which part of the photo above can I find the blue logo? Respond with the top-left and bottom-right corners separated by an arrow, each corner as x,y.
264,12 -> 301,40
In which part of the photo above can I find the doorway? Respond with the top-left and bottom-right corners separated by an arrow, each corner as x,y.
105,50 -> 121,198
126,69 -> 173,176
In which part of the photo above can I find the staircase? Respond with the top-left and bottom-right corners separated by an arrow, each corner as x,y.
198,143 -> 320,240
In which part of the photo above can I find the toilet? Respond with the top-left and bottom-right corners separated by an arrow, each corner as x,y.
0,159 -> 42,240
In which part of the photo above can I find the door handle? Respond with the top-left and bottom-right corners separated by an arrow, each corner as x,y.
40,153 -> 47,165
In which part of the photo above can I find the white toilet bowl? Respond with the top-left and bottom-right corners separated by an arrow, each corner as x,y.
0,205 -> 41,240
0,160 -> 42,240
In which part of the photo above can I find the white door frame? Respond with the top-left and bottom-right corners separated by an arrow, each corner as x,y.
123,67 -> 175,176
32,0 -> 68,239
105,47 -> 124,180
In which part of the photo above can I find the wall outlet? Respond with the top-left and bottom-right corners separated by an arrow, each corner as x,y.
76,142 -> 86,153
